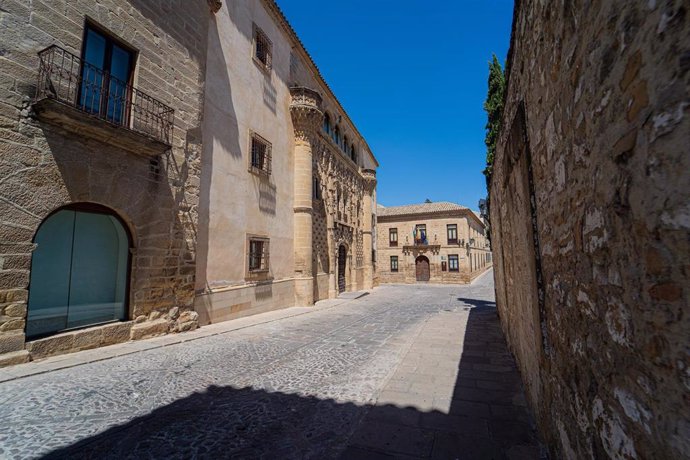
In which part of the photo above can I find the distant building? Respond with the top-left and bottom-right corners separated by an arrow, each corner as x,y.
376,202 -> 491,284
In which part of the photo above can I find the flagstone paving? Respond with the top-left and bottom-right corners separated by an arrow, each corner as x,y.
0,269 -> 544,459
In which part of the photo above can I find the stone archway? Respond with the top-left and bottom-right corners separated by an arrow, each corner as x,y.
415,255 -> 430,282
26,203 -> 132,339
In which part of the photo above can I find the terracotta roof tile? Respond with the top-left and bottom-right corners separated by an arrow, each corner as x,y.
377,202 -> 468,217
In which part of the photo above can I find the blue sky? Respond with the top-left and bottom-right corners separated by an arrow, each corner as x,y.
279,0 -> 514,210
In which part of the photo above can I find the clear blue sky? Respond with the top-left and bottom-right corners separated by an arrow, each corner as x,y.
279,0 -> 514,210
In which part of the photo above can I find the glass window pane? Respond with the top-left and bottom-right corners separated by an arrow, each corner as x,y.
67,212 -> 128,329
107,45 -> 131,123
26,210 -> 75,338
80,29 -> 106,114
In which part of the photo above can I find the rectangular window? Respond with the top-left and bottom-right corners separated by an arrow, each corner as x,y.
253,24 -> 272,70
447,224 -> 458,244
79,23 -> 135,125
312,176 -> 321,200
390,256 -> 398,272
448,254 -> 459,272
250,133 -> 272,175
248,238 -> 270,272
389,228 -> 398,247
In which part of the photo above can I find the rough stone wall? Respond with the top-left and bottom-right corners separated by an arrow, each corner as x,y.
490,1 -> 689,458
0,0 -> 210,362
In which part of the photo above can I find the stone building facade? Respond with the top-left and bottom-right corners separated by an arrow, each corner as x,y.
490,1 -> 689,458
192,0 -> 378,325
376,202 -> 491,284
0,0 -> 218,366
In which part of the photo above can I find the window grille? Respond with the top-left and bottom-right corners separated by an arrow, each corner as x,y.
389,228 -> 398,247
448,254 -> 459,272
253,25 -> 272,70
250,133 -> 271,175
447,224 -> 458,244
390,256 -> 398,272
248,238 -> 270,272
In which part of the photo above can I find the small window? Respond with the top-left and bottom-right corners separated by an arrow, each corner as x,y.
250,132 -> 271,175
350,145 -> 356,163
343,135 -> 348,152
390,256 -> 398,272
253,24 -> 272,70
448,254 -> 459,272
323,113 -> 331,134
312,176 -> 321,200
447,224 -> 458,244
248,238 -> 270,272
389,228 -> 398,247
334,125 -> 340,145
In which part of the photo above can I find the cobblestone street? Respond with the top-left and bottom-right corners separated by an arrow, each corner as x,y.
0,270 -> 542,459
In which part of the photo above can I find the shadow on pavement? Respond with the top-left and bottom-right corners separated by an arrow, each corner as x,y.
42,304 -> 543,459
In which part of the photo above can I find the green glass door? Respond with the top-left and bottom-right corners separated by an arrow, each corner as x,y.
27,208 -> 129,339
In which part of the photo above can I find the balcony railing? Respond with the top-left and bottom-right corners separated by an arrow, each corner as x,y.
35,45 -> 173,145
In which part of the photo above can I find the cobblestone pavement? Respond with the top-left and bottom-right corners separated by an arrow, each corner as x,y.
0,269 -> 543,459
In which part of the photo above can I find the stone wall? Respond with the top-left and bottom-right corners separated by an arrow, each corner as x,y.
490,0 -> 689,458
0,0 -> 211,364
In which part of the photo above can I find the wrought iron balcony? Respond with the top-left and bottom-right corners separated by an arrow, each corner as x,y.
33,45 -> 174,155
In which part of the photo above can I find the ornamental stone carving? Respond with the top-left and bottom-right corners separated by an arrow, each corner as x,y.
289,86 -> 322,142
362,168 -> 377,193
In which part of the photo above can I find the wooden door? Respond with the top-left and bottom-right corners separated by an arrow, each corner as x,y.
416,256 -> 430,282
338,245 -> 347,293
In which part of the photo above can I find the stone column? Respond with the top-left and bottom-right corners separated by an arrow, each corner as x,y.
361,169 -> 377,290
289,87 -> 322,307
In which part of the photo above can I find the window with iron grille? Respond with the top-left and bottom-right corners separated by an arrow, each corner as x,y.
248,238 -> 270,272
250,133 -> 271,175
253,25 -> 272,70
448,254 -> 459,272
389,228 -> 398,247
390,256 -> 398,272
447,224 -> 458,244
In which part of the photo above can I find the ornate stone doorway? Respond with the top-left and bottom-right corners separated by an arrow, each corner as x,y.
415,255 -> 430,282
338,245 -> 347,293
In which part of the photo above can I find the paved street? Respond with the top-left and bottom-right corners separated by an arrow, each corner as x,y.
0,270 -> 543,459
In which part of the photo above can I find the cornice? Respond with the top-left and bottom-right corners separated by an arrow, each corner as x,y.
260,0 -> 378,166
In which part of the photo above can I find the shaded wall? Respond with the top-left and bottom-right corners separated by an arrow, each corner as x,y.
490,0 -> 689,458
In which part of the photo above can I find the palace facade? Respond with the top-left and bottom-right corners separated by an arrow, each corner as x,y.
0,0 -> 377,365
376,202 -> 491,284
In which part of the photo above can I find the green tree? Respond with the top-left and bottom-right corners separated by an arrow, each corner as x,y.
482,54 -> 505,240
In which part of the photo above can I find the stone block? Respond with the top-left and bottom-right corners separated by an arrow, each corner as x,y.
25,333 -> 75,359
0,318 -> 25,332
100,322 -> 132,346
0,331 -> 25,354
130,318 -> 170,341
4,303 -> 27,318
73,328 -> 104,351
0,350 -> 30,367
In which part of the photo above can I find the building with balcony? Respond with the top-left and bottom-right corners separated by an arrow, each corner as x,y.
0,0 -> 377,365
0,1 -> 217,365
194,0 -> 378,324
376,202 -> 491,284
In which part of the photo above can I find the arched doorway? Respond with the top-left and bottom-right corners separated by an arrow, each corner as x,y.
415,255 -> 430,282
338,245 -> 347,293
26,204 -> 131,339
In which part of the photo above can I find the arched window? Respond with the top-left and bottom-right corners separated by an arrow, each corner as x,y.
343,135 -> 348,152
333,125 -> 340,145
350,145 -> 356,163
323,113 -> 331,134
26,204 -> 131,339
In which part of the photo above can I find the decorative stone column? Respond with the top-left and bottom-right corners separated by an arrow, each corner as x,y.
289,87 -> 322,306
361,169 -> 377,290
